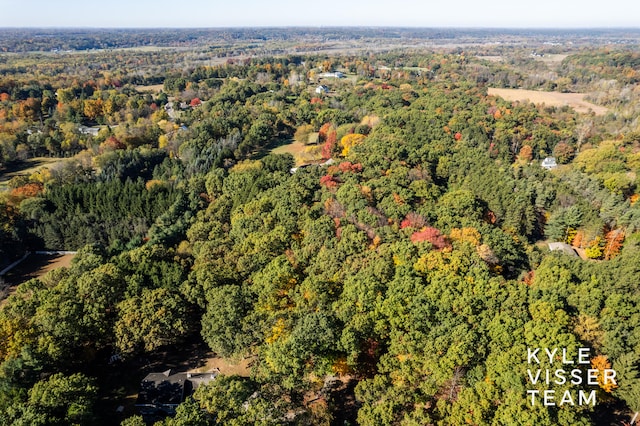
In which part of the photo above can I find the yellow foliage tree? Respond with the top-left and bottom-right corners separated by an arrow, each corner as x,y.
158,134 -> 169,149
83,99 -> 103,121
591,355 -> 617,393
340,133 -> 366,157
449,227 -> 481,246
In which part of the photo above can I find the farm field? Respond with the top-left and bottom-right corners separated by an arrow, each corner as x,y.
488,87 -> 608,115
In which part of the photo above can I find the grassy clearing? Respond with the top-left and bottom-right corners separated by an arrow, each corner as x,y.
488,87 -> 608,115
1,254 -> 76,308
193,355 -> 254,377
476,56 -> 504,62
270,140 -> 323,166
0,157 -> 65,188
134,84 -> 165,93
534,54 -> 569,67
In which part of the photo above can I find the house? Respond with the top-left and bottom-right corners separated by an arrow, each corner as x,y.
319,71 -> 345,79
541,157 -> 558,170
78,125 -> 100,137
135,369 -> 217,417
548,242 -> 578,257
290,158 -> 335,174
315,85 -> 329,94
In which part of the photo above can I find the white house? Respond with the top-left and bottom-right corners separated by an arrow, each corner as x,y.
541,157 -> 558,170
319,71 -> 345,79
78,125 -> 100,136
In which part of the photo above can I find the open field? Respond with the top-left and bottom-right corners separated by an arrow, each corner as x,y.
488,88 -> 608,115
134,84 -> 164,93
270,140 -> 323,166
477,55 -> 504,62
534,53 -> 569,66
0,157 -> 65,189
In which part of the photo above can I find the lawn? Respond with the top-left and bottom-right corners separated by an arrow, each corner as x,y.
270,139 -> 324,166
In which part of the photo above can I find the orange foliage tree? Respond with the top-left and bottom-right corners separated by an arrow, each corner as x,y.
518,145 -> 533,162
591,355 -> 617,393
603,229 -> 625,260
10,182 -> 43,200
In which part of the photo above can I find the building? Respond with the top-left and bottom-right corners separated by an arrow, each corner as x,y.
541,157 -> 558,170
135,369 -> 217,417
315,85 -> 329,94
319,71 -> 345,79
78,125 -> 100,137
548,242 -> 578,257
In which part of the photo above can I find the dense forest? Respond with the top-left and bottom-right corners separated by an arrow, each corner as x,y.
1,29 -> 640,425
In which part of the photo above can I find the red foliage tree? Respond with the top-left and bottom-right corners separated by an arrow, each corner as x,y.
100,136 -> 125,152
400,212 -> 427,229
410,227 -> 450,249
320,174 -> 338,188
454,132 -> 462,141
189,98 -> 202,107
337,161 -> 363,173
321,129 -> 337,160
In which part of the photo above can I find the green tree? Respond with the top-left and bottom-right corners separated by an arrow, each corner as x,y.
27,373 -> 98,424
114,288 -> 190,356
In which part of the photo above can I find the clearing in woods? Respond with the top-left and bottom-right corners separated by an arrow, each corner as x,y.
134,84 -> 165,93
533,54 -> 569,67
488,88 -> 608,115
0,157 -> 65,189
1,253 -> 76,307
270,140 -> 323,166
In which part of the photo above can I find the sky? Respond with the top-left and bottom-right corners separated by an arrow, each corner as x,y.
0,0 -> 639,28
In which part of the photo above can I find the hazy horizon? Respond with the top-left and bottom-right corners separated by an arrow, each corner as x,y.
1,26 -> 639,30
1,0 -> 639,29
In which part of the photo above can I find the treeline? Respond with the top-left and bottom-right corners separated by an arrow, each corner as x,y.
25,179 -> 178,250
